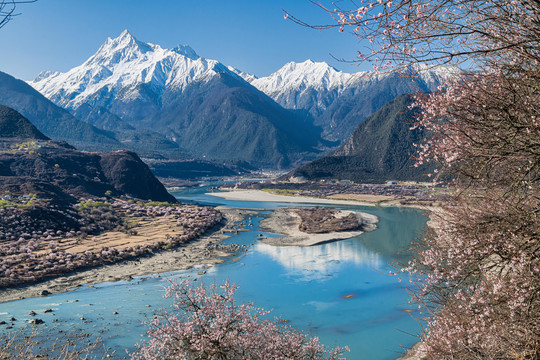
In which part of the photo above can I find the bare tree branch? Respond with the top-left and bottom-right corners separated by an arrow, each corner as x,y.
0,0 -> 37,30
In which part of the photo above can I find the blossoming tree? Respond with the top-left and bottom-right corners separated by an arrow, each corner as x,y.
286,0 -> 540,358
132,280 -> 348,360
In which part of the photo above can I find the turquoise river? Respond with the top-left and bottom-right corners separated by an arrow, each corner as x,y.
0,185 -> 428,359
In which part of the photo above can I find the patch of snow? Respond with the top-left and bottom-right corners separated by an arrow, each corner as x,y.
226,66 -> 258,83
250,60 -> 461,113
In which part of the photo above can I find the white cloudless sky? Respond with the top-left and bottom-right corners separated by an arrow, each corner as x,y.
0,0 -> 372,81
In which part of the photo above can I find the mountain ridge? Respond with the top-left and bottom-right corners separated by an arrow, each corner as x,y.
26,30 -> 461,169
0,71 -> 122,152
0,104 -> 49,141
249,60 -> 460,141
29,30 -> 245,115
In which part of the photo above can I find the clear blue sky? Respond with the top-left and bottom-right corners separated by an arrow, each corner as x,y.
1,0 -> 369,81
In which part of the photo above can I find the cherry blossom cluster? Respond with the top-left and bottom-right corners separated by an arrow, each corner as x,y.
132,280 -> 348,359
286,0 -> 540,71
405,66 -> 540,356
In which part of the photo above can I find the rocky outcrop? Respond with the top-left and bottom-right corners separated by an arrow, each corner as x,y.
100,150 -> 176,202
295,207 -> 361,234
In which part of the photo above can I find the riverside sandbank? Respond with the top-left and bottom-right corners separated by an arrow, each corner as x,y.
208,189 -> 378,206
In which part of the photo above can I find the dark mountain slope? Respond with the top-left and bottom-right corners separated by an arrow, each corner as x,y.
99,150 -> 176,201
0,104 -> 49,140
147,72 -> 324,168
0,144 -> 176,203
72,104 -> 185,157
148,159 -> 248,179
316,72 -> 436,142
289,94 -> 436,183
0,71 -> 120,151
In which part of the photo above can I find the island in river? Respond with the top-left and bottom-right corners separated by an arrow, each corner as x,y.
259,206 -> 378,246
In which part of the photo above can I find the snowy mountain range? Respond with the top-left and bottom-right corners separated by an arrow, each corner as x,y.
251,60 -> 457,114
27,30 -> 460,168
249,60 -> 459,141
30,30 -> 325,168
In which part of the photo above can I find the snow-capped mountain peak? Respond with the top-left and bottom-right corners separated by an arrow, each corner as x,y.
249,59 -> 461,140
33,70 -> 61,82
252,60 -> 355,94
29,30 -> 233,111
251,59 -> 461,104
226,66 -> 258,83
105,29 -> 139,48
92,29 -> 154,62
249,60 -> 360,114
404,63 -> 462,88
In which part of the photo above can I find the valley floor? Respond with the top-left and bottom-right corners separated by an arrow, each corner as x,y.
0,188 -> 399,304
211,189 -> 381,206
1,186 -> 430,359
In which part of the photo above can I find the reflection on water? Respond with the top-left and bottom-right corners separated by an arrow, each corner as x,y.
357,206 -> 428,257
255,240 -> 382,279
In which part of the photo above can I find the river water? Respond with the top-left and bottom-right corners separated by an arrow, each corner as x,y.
0,185 -> 427,359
